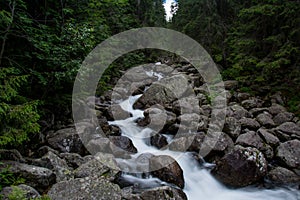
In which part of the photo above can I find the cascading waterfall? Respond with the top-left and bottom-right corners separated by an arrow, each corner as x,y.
109,95 -> 300,200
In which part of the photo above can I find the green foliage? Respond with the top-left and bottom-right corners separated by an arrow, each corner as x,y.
0,165 -> 25,191
7,186 -> 51,200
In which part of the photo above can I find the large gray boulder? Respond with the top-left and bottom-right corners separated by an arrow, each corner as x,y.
239,118 -> 260,130
74,156 -> 119,179
133,74 -> 192,109
256,113 -> 275,128
223,117 -> 241,139
46,127 -> 86,155
0,161 -> 56,193
273,112 -> 294,125
48,176 -> 122,200
27,151 -> 72,182
275,122 -> 300,139
257,128 -> 280,147
149,155 -> 184,189
276,139 -> 300,169
267,167 -> 300,184
236,131 -> 274,159
212,145 -> 267,187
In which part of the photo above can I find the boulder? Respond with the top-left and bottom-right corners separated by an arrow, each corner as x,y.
256,113 -> 275,128
257,128 -> 280,147
37,146 -> 59,157
237,92 -> 251,102
223,80 -> 238,90
172,97 -> 200,115
229,105 -> 250,120
273,112 -> 294,125
236,131 -> 273,159
150,133 -> 168,149
239,118 -> 260,130
267,167 -> 300,184
223,117 -> 241,139
60,152 -> 86,169
138,107 -> 176,132
149,155 -> 184,188
122,186 -> 187,200
212,145 -> 267,187
74,156 -> 119,179
105,104 -> 131,121
27,151 -> 72,182
241,99 -> 260,110
0,184 -> 40,200
268,103 -> 286,116
275,122 -> 300,138
109,136 -> 138,157
249,108 -> 269,117
276,139 -> 300,169
0,161 -> 56,193
133,74 -> 192,109
48,176 -> 122,200
46,127 -> 86,155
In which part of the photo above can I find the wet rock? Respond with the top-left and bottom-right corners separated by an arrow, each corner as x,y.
223,117 -> 241,139
150,133 -> 168,149
138,107 -> 176,132
169,135 -> 196,152
106,104 -> 131,121
150,155 -> 185,188
48,176 -> 122,200
0,161 -> 56,193
109,136 -> 138,157
212,145 -> 267,187
135,153 -> 155,174
133,74 -> 192,109
256,113 -> 275,128
273,112 -> 294,125
0,149 -> 26,163
0,184 -> 41,200
257,128 -> 280,147
239,118 -> 260,130
267,167 -> 300,184
122,186 -> 187,200
276,139 -> 300,169
46,127 -> 87,155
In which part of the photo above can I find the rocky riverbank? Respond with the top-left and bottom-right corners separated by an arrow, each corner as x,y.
1,62 -> 299,199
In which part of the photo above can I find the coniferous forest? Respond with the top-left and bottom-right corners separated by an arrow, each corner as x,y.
0,0 -> 300,199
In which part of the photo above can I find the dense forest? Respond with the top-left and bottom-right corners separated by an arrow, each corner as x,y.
0,0 -> 299,151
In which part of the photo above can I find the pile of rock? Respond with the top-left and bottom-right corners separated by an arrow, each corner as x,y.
1,63 -> 299,199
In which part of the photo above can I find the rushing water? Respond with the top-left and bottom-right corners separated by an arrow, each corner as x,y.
109,95 -> 300,200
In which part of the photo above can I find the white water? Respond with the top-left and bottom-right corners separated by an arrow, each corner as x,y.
109,96 -> 300,200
